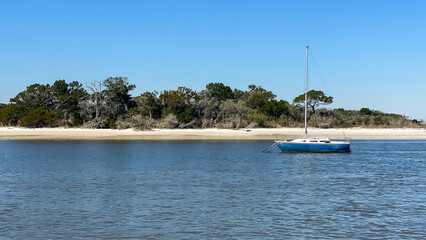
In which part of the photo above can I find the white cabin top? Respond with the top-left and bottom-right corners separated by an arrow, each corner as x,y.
292,138 -> 331,143
274,137 -> 350,145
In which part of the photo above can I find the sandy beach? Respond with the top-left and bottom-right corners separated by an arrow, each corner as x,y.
0,127 -> 425,140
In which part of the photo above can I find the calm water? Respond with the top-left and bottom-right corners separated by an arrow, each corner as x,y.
0,140 -> 425,239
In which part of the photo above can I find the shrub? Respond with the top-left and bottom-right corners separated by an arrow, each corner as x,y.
247,110 -> 269,127
70,112 -> 84,126
19,108 -> 55,128
260,100 -> 289,118
115,116 -> 133,129
0,104 -> 27,126
132,115 -> 155,130
374,116 -> 385,125
360,108 -> 372,115
104,118 -> 116,128
278,115 -> 295,127
176,107 -> 196,123
158,114 -> 179,129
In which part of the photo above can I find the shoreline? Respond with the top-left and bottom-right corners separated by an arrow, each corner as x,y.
0,127 -> 425,141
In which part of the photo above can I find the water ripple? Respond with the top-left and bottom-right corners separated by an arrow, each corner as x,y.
0,140 -> 425,239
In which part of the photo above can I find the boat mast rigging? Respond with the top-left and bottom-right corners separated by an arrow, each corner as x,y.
274,46 -> 351,152
305,46 -> 308,139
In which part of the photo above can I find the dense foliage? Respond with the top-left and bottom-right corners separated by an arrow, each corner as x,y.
0,77 -> 423,129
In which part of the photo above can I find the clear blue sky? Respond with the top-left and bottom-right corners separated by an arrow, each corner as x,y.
1,0 -> 425,120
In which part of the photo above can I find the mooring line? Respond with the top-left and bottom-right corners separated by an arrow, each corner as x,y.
262,142 -> 278,153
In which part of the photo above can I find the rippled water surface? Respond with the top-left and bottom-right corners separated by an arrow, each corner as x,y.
0,140 -> 425,239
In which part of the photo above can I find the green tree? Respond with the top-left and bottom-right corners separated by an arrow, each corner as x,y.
260,100 -> 290,118
293,90 -> 333,113
80,77 -> 136,128
10,83 -> 53,110
233,89 -> 245,101
103,77 -> 136,115
0,104 -> 27,126
160,87 -> 196,123
244,85 -> 276,109
19,107 -> 56,128
374,116 -> 385,125
133,91 -> 162,119
4,80 -> 88,127
51,80 -> 88,126
360,107 -> 372,115
206,82 -> 234,101
67,81 -> 89,125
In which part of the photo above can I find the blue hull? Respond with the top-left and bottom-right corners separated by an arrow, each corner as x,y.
276,142 -> 350,153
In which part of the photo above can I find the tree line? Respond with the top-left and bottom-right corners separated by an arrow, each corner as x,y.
0,77 -> 422,129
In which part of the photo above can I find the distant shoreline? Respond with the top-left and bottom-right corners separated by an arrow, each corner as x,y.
0,127 -> 425,141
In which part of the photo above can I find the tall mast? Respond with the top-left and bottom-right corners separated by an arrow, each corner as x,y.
305,46 -> 308,138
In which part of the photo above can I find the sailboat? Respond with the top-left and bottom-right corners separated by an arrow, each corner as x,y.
275,46 -> 351,152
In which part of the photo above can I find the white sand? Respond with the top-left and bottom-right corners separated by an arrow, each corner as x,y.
0,127 -> 425,140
